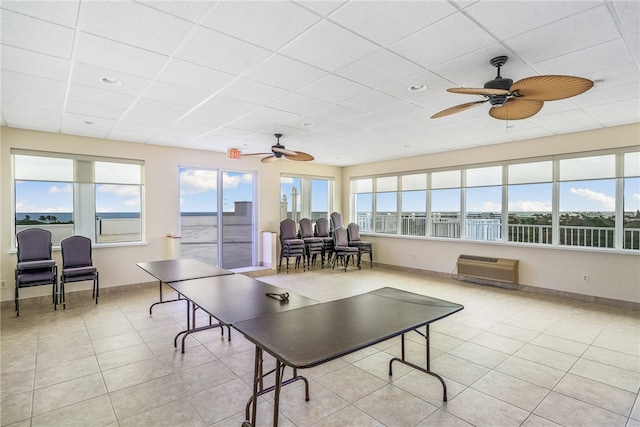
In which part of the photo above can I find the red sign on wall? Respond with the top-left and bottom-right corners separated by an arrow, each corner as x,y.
228,148 -> 241,160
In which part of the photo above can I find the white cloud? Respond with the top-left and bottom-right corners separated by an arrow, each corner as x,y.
98,184 -> 140,197
281,177 -> 295,184
223,173 -> 253,188
180,169 -> 218,195
569,187 -> 615,210
508,200 -> 552,212
48,184 -> 72,193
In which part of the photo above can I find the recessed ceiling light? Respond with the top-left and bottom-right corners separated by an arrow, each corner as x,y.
302,122 -> 315,127
408,84 -> 427,92
100,77 -> 121,86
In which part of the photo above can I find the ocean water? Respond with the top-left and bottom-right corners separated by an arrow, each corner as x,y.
16,212 -> 141,222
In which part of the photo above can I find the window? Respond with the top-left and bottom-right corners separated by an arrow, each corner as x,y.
623,152 -> 640,250
353,178 -> 373,232
401,174 -> 427,236
431,170 -> 461,238
507,161 -> 553,244
13,150 -> 143,246
465,166 -> 502,241
559,155 -> 616,248
280,175 -> 333,224
375,176 -> 397,234
349,148 -> 638,252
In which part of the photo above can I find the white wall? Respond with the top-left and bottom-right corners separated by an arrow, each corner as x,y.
0,127 -> 342,302
2,125 -> 638,305
341,124 -> 640,304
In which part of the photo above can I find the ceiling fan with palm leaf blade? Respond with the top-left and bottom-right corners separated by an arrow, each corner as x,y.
243,133 -> 314,163
431,55 -> 594,120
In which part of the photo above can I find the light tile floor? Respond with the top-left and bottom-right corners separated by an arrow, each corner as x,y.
1,267 -> 639,427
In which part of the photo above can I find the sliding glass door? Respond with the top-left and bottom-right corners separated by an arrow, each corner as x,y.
179,168 -> 255,268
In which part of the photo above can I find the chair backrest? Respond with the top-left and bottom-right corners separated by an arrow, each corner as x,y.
299,218 -> 315,239
315,218 -> 330,237
61,236 -> 93,268
280,219 -> 298,241
330,212 -> 343,231
347,223 -> 361,242
333,227 -> 349,247
16,228 -> 52,262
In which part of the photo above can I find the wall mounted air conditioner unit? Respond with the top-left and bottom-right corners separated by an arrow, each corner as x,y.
457,255 -> 519,289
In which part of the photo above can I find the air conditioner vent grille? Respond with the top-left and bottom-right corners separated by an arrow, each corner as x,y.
457,254 -> 519,288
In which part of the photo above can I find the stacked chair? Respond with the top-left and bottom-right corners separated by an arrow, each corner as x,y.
314,217 -> 334,267
299,218 -> 324,269
14,228 -> 58,316
60,235 -> 99,309
279,219 -> 305,273
347,223 -> 373,269
332,227 -> 360,271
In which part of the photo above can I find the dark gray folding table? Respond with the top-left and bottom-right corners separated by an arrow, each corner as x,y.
168,273 -> 319,353
233,287 -> 464,427
136,259 -> 233,331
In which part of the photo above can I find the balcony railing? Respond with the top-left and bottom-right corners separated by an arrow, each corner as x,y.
355,214 -> 639,250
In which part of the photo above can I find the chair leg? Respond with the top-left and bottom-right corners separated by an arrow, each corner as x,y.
15,282 -> 19,317
61,280 -> 66,310
95,273 -> 99,304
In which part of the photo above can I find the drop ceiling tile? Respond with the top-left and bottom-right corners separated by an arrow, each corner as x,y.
340,91 -> 409,115
3,115 -> 60,132
0,102 -> 61,122
107,129 -> 155,143
431,46 -> 536,88
60,122 -> 111,138
178,106 -> 237,127
534,40 -> 635,77
62,111 -> 118,127
506,6 -> 620,64
156,59 -> 235,93
2,70 -> 67,99
70,62 -> 151,96
201,1 -> 320,50
174,26 -> 271,75
121,110 -> 172,127
269,93 -> 332,116
586,64 -> 640,90
198,96 -> 260,116
138,0 -> 214,22
390,13 -> 496,69
312,105 -> 370,124
294,1 -> 346,17
112,120 -> 162,135
141,81 -> 210,108
298,74 -> 369,104
531,110 -> 603,133
1,0 -> 80,27
576,82 -> 639,108
1,46 -> 70,81
585,98 -> 640,118
328,1 -> 456,46
65,100 -> 126,121
67,85 -> 136,109
1,88 -> 64,111
1,10 -> 75,58
129,98 -> 190,119
336,49 -> 424,89
465,1 -> 597,40
279,20 -> 379,72
75,32 -> 169,79
245,54 -> 327,91
79,1 -> 195,55
218,78 -> 289,106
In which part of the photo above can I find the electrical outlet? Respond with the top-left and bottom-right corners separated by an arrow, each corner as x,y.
581,274 -> 589,282
0,280 -> 6,289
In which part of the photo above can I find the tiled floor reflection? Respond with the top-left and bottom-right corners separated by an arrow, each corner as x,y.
2,267 -> 639,426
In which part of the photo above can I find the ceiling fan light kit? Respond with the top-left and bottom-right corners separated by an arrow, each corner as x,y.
432,55 -> 594,120
242,134 -> 315,163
